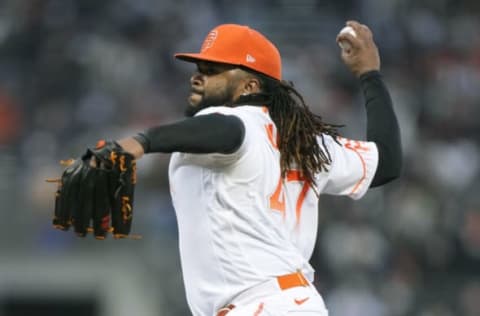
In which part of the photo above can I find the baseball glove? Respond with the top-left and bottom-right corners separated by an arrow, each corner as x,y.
48,140 -> 137,239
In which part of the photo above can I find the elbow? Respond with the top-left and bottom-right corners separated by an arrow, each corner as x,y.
389,140 -> 403,180
386,150 -> 403,181
391,154 -> 403,180
370,169 -> 401,188
379,160 -> 402,185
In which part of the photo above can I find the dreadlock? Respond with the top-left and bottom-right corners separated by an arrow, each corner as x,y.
235,71 -> 341,191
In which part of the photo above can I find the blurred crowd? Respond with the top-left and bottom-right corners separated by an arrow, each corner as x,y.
1,0 -> 479,315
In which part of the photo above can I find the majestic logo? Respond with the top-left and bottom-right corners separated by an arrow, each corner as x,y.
246,54 -> 256,63
201,30 -> 218,52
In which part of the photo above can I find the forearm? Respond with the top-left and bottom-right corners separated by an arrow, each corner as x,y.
360,70 -> 402,187
119,113 -> 245,158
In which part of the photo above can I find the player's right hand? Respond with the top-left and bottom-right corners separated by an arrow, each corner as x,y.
336,20 -> 380,77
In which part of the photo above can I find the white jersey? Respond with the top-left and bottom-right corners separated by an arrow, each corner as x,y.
168,105 -> 378,316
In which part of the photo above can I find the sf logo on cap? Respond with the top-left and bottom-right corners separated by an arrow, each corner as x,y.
201,30 -> 218,52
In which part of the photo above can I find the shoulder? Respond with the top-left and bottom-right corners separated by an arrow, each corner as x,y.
318,134 -> 378,157
316,134 -> 339,151
196,105 -> 266,116
196,105 -> 270,125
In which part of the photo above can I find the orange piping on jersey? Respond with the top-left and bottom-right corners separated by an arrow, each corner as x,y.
264,123 -> 278,149
339,136 -> 371,152
338,137 -> 370,196
346,147 -> 367,195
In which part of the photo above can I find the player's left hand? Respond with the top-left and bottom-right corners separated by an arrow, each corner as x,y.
47,140 -> 138,239
337,20 -> 381,77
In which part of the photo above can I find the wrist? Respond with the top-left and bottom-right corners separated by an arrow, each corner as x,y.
359,70 -> 381,81
117,137 -> 145,159
356,67 -> 380,78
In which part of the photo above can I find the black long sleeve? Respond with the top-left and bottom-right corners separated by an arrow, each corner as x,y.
133,113 -> 245,154
360,70 -> 402,187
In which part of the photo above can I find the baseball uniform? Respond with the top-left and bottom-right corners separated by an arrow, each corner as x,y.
168,105 -> 378,316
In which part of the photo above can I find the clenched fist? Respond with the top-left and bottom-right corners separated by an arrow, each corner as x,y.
337,21 -> 380,77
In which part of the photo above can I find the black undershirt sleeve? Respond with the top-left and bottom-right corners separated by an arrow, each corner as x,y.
359,70 -> 402,187
133,113 -> 245,154
132,72 -> 400,186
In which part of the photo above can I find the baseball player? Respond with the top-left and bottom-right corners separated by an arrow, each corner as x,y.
55,21 -> 401,315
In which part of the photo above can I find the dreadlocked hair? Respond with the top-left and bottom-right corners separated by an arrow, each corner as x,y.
237,71 -> 341,192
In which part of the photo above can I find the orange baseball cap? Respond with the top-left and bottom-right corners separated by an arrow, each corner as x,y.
175,24 -> 282,80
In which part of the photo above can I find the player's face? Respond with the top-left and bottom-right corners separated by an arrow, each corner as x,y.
185,61 -> 247,116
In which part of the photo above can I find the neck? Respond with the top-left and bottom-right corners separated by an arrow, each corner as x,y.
231,93 -> 273,106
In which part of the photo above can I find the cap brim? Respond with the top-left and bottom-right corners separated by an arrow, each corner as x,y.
175,53 -> 280,81
174,53 -> 238,66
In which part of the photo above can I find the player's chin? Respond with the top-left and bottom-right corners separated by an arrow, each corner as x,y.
188,91 -> 203,106
184,94 -> 202,117
185,98 -> 200,117
188,92 -> 202,107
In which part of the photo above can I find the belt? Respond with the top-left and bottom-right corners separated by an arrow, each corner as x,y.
276,270 -> 309,290
216,271 -> 309,316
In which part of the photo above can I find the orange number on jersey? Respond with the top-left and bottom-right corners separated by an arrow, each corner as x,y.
286,171 -> 311,226
269,177 -> 286,216
269,170 -> 311,226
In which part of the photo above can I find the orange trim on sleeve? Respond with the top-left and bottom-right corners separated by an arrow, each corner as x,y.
337,137 -> 371,196
346,148 -> 367,195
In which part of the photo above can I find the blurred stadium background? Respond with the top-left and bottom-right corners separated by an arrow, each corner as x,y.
1,0 -> 479,315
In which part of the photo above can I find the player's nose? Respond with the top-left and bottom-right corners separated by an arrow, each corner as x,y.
190,73 -> 204,86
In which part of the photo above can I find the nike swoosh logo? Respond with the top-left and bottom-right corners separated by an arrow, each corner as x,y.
294,297 -> 310,305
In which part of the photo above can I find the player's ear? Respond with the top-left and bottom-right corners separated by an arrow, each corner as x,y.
243,76 -> 261,94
